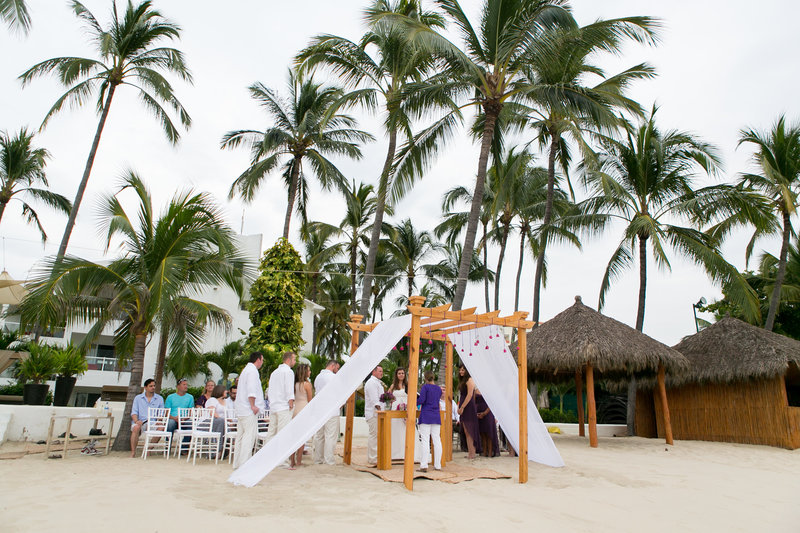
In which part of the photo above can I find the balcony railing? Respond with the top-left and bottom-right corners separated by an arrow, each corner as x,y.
87,356 -> 131,372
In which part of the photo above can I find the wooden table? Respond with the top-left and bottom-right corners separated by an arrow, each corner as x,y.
45,413 -> 115,458
376,410 -> 447,470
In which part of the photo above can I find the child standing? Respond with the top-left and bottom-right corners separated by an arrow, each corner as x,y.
417,371 -> 443,472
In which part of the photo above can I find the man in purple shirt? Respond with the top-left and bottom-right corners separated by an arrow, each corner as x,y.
417,371 -> 442,472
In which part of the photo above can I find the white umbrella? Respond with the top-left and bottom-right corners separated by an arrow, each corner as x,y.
0,270 -> 27,305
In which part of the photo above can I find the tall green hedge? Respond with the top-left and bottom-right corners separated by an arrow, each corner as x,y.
244,239 -> 306,374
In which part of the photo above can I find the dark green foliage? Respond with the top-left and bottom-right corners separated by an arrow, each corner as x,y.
244,239 -> 307,375
0,330 -> 19,350
0,382 -> 24,395
54,343 -> 87,378
538,408 -> 578,423
16,343 -> 57,383
159,386 -> 204,400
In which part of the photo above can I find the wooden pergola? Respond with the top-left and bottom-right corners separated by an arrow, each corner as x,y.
342,296 -> 535,491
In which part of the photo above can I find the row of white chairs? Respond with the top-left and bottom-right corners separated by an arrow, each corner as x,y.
141,407 -> 269,465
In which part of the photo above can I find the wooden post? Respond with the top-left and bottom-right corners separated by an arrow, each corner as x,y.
404,295 -> 425,490
576,369 -> 585,437
586,361 -> 598,448
657,364 -> 674,445
377,411 -> 392,470
517,325 -> 528,483
444,339 -> 453,462
343,314 -> 363,465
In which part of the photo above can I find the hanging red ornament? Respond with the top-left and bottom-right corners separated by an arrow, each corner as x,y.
428,339 -> 433,345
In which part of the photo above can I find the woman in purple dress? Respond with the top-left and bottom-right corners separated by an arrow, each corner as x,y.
416,371 -> 442,472
457,364 -> 479,459
475,388 -> 500,457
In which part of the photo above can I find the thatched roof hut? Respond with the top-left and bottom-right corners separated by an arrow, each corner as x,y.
669,317 -> 800,385
636,317 -> 800,449
521,296 -> 688,447
525,296 -> 689,380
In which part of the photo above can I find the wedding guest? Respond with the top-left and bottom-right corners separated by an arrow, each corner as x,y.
417,371 -> 442,472
165,378 -> 194,433
264,351 -> 297,468
205,384 -> 228,454
475,388 -> 500,457
291,363 -> 313,467
233,352 -> 264,469
457,364 -> 479,459
364,365 -> 385,466
313,360 -> 340,465
195,379 -> 215,407
130,378 -> 164,457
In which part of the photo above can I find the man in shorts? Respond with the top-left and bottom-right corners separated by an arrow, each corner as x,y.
130,378 -> 164,457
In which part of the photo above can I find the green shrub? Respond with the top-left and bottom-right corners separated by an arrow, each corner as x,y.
0,382 -> 24,395
17,344 -> 58,384
54,343 -> 88,378
538,407 -> 578,423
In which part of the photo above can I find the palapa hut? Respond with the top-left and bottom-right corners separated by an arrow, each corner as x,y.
636,317 -> 800,449
523,296 -> 689,447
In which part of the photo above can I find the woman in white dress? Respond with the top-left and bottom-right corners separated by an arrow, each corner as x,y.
388,367 -> 421,461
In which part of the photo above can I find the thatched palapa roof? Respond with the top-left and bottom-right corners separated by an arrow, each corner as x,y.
523,296 -> 689,381
670,316 -> 800,385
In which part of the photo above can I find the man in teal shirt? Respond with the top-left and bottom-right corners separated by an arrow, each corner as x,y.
165,378 -> 195,433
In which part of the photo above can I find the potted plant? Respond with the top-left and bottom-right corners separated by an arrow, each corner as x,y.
17,343 -> 57,405
53,344 -> 88,406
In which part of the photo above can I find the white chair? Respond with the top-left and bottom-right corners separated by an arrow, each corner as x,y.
172,407 -> 194,457
187,408 -> 221,465
254,410 -> 270,452
142,408 -> 172,460
223,410 -> 238,465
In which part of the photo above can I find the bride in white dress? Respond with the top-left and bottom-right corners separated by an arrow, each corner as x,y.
389,368 -> 421,461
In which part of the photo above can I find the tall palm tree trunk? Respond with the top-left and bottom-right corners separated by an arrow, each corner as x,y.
57,84 -> 116,260
627,235 -> 649,437
282,158 -> 302,240
514,230 -> 526,311
0,200 -> 7,224
153,329 -> 168,392
765,210 -> 792,331
532,138 -> 558,324
482,223 -> 490,312
358,130 -> 397,317
112,330 -> 146,452
494,224 -> 510,311
350,239 -> 358,313
453,105 -> 499,311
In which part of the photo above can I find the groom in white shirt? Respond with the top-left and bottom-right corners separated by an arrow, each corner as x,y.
264,351 -> 297,467
364,365 -> 385,466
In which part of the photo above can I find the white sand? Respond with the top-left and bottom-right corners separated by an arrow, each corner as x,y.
1,435 -> 798,532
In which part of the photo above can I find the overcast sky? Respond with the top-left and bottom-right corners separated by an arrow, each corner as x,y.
0,1 -> 798,345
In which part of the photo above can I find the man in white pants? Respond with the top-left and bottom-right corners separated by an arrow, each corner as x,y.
364,365 -> 385,466
313,359 -> 340,464
233,352 -> 264,469
264,351 -> 297,467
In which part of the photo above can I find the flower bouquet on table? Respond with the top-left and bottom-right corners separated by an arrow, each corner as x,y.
379,392 -> 394,410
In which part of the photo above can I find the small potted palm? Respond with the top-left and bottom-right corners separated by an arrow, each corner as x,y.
18,343 -> 58,405
53,344 -> 88,406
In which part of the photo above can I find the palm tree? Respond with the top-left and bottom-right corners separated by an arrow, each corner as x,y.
300,221 -> 343,353
304,180 -> 378,312
385,218 -> 438,298
582,110 -> 755,330
19,0 -> 192,259
315,273 -> 352,359
435,184 -> 493,311
297,0 -> 447,319
18,171 -> 252,451
1,0 -> 30,34
369,0 -> 585,310
734,117 -> 800,331
519,17 -> 659,323
0,128 -> 71,241
222,69 -> 373,241
424,242 -> 492,303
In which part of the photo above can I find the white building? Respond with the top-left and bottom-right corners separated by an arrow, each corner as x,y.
0,234 -> 323,406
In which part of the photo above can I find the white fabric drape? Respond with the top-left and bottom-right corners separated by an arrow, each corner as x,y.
229,315 -> 412,487
450,325 -> 564,468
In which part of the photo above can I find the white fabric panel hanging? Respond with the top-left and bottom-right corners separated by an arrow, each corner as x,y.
229,315 -> 412,487
450,325 -> 565,468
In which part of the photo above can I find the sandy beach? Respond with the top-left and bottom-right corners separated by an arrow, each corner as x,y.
1,434 -> 798,532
